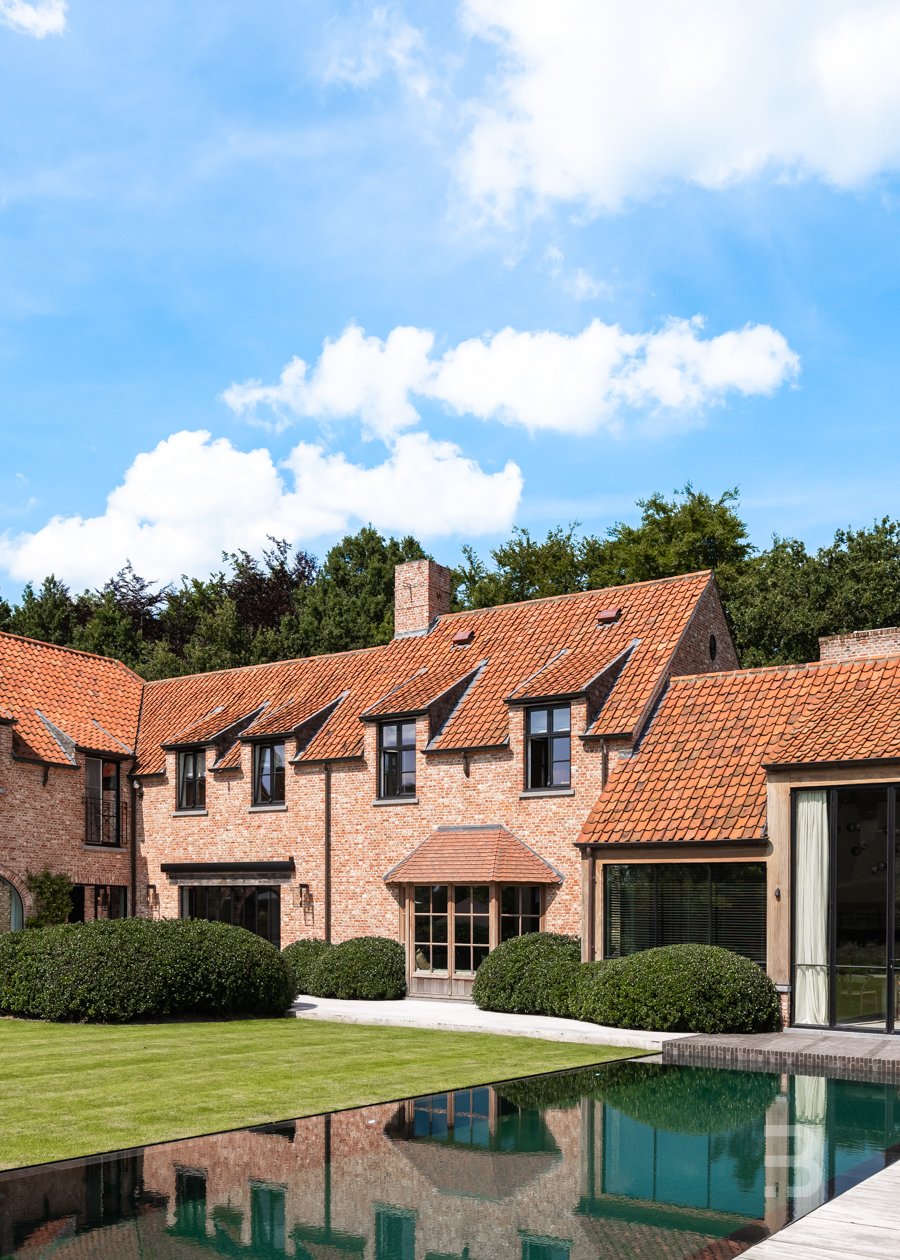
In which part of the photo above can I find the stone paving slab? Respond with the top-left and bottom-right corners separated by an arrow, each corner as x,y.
290,994 -> 685,1051
746,1158 -> 900,1257
664,1028 -> 900,1081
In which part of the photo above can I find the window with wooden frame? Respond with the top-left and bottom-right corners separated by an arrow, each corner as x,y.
253,741 -> 286,806
412,883 -> 544,976
525,704 -> 571,790
177,749 -> 206,811
379,719 -> 417,798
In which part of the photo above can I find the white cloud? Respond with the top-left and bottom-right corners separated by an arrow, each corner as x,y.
323,5 -> 433,102
226,317 -> 799,439
457,0 -> 900,216
0,430 -> 521,588
222,324 -> 435,439
0,0 -> 66,38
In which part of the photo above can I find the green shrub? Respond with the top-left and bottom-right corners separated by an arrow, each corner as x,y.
282,938 -> 332,994
471,932 -> 582,1017
573,944 -> 781,1034
0,918 -> 294,1023
24,869 -> 73,928
307,935 -> 405,1000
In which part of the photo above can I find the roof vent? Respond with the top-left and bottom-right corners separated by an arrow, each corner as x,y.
596,607 -> 621,626
452,628 -> 475,646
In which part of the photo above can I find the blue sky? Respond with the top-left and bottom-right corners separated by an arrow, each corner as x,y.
2,0 -> 900,596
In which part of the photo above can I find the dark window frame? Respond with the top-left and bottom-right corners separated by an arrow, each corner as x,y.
603,862 -> 767,965
253,741 -> 286,806
379,719 -> 417,798
524,704 -> 571,791
177,749 -> 206,812
85,756 -> 122,847
181,884 -> 281,948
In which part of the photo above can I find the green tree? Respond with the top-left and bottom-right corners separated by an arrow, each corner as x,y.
582,485 -> 753,598
454,526 -> 584,609
25,869 -> 74,928
292,527 -> 428,655
8,576 -> 81,645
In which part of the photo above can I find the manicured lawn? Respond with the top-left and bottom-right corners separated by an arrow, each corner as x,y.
0,1017 -> 636,1169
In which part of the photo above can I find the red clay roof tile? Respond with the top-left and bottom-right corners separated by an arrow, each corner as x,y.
384,824 -> 562,884
578,653 -> 900,846
0,632 -> 143,765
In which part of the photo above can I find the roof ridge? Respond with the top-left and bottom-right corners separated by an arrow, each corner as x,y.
672,652 -> 900,686
0,629 -> 142,679
437,569 -> 713,623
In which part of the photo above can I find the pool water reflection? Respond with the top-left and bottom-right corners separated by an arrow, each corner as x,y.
2,1062 -> 900,1258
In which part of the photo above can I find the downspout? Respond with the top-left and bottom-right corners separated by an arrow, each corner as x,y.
129,778 -> 138,917
324,762 -> 332,944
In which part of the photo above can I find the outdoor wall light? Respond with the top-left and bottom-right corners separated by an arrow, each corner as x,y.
774,887 -> 781,900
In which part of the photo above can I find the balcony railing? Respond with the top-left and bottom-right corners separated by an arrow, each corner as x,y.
84,797 -> 126,848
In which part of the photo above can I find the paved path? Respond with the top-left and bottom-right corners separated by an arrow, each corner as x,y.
664,1028 -> 900,1081
747,1157 -> 900,1257
290,994 -> 685,1051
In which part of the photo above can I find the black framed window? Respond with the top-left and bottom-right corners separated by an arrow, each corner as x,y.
85,757 -> 121,846
177,750 -> 206,811
94,885 -> 128,920
253,742 -> 286,806
380,720 -> 417,798
500,885 -> 542,941
525,705 -> 571,790
604,863 -> 766,965
182,885 -> 281,948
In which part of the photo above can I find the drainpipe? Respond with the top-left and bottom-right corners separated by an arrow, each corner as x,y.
324,762 -> 332,944
129,777 -> 138,918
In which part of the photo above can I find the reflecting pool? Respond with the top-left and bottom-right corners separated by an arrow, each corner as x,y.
2,1061 -> 900,1258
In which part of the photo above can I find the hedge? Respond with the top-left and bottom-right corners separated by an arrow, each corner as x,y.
471,935 -> 780,1034
0,918 -> 295,1023
573,944 -> 781,1034
471,932 -> 582,1017
306,935 -> 406,1000
282,938 -> 332,994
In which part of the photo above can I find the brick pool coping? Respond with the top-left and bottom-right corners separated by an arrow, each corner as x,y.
664,1028 -> 900,1082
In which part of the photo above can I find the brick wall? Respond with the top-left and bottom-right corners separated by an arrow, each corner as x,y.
819,625 -> 900,662
0,721 -> 133,919
669,578 -> 738,676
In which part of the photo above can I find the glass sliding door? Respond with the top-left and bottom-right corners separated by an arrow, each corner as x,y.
794,791 -> 830,1026
834,788 -> 889,1029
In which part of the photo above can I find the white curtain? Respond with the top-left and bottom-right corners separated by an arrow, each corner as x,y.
794,790 -> 829,1026
792,1074 -> 828,1215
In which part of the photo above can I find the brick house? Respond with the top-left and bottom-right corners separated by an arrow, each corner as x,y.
0,633 -> 142,929
579,628 -> 900,1032
0,560 -> 731,997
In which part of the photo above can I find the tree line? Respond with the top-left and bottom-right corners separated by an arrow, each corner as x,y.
2,488 -> 900,679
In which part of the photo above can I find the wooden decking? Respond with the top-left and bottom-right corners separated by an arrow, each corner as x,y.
747,1156 -> 900,1256
663,1028 -> 900,1081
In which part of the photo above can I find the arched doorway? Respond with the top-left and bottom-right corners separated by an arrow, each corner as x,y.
0,876 -> 23,933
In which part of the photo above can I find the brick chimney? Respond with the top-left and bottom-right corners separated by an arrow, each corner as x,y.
394,559 -> 452,637
819,627 -> 900,662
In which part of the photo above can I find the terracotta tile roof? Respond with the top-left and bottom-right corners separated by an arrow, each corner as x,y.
764,654 -> 900,765
578,654 -> 900,847
0,631 -> 143,766
384,824 -> 562,884
362,660 -> 483,720
163,701 -> 266,746
134,571 -> 713,774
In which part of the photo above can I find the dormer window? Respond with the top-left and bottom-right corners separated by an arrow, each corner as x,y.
253,741 -> 286,806
380,720 -> 417,798
177,750 -> 206,811
525,704 -> 571,790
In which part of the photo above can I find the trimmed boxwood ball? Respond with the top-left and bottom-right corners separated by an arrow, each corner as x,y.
0,918 -> 295,1023
282,938 -> 332,994
306,935 -> 406,1000
573,944 -> 781,1034
471,932 -> 582,1018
